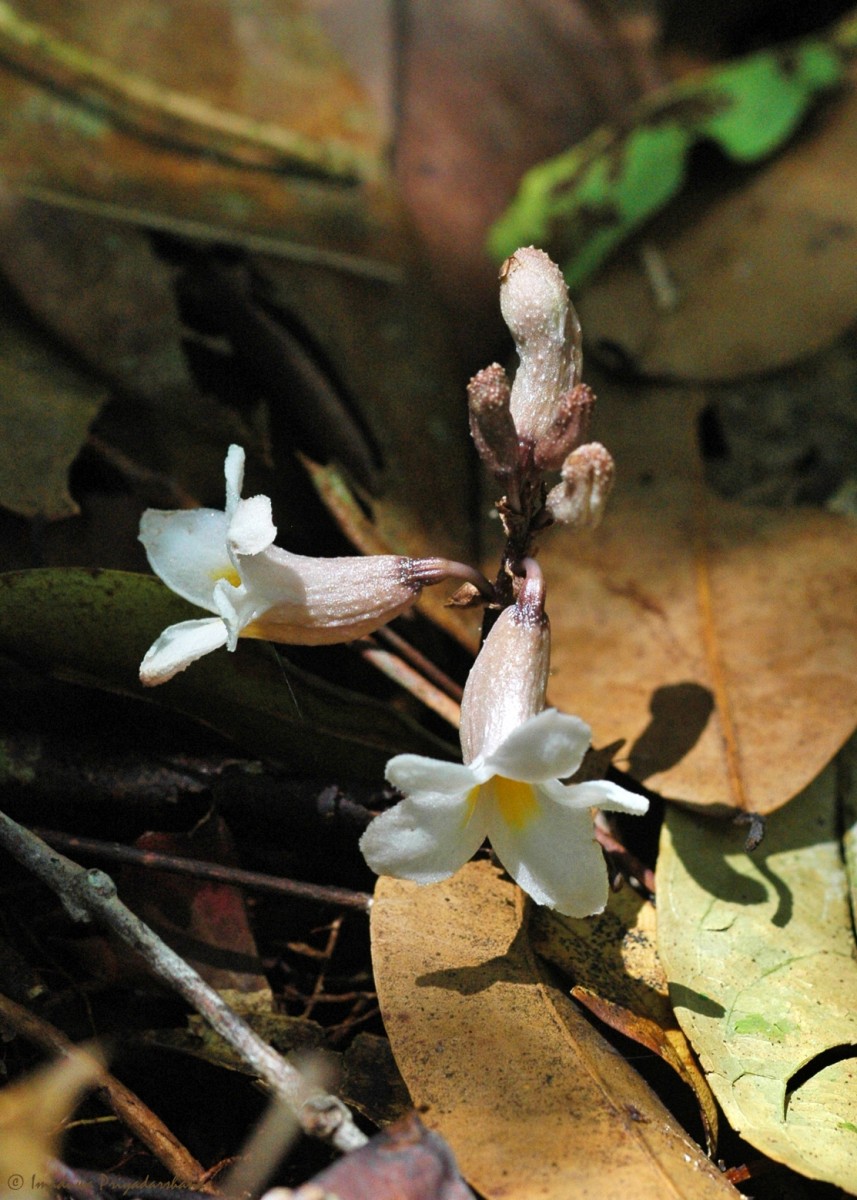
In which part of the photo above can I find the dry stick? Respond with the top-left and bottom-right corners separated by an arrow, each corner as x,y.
358,645 -> 461,729
0,993 -> 208,1188
32,829 -> 373,914
0,812 -> 368,1154
373,625 -> 465,702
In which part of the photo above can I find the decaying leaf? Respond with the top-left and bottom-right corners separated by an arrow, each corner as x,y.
0,0 -> 394,263
657,739 -> 857,1192
371,859 -> 739,1200
489,22 -> 845,291
291,1111 -> 475,1200
530,888 -> 719,1151
0,568 -> 455,778
0,1049 -> 101,1200
577,62 -> 857,380
118,813 -> 273,1002
540,375 -> 857,812
0,292 -> 107,520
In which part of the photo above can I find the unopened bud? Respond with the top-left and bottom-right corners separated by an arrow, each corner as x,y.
467,364 -> 519,476
533,383 -> 595,471
499,247 -> 582,445
545,443 -> 615,529
459,562 -> 550,763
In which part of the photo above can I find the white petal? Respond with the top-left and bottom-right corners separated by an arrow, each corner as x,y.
139,618 -> 228,686
386,754 -> 476,797
224,444 -> 245,520
485,709 -> 591,783
228,495 -> 277,556
359,789 -> 487,885
139,508 -> 232,612
486,784 -> 609,916
564,780 -> 649,816
212,579 -> 248,650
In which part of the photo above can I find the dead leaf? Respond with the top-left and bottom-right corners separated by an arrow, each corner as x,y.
371,859 -> 739,1200
540,374 -> 857,812
530,888 -> 719,1151
118,813 -> 273,1002
577,66 -> 857,380
0,288 -> 107,520
0,0 -> 396,266
293,1111 -> 475,1200
657,739 -> 857,1192
0,1050 -> 101,1200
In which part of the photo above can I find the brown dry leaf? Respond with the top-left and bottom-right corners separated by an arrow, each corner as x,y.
371,859 -> 740,1200
541,375 -> 857,812
530,888 -> 719,1152
577,66 -> 857,380
0,0 -> 397,268
294,1112 -> 475,1200
118,813 -> 273,1003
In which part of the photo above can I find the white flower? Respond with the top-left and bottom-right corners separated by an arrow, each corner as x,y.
139,445 -> 476,686
359,580 -> 648,916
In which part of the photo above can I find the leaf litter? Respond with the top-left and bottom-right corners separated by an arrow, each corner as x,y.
657,735 -> 857,1191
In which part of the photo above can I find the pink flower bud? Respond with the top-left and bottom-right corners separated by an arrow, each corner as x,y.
545,443 -> 615,529
467,363 -> 519,477
459,567 -> 550,763
499,247 -> 582,446
533,383 -> 596,471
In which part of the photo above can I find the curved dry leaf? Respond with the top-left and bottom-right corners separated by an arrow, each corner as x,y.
656,743 -> 857,1191
0,1049 -> 102,1200
371,860 -> 739,1200
530,889 -> 719,1151
577,66 -> 857,380
541,376 -> 857,812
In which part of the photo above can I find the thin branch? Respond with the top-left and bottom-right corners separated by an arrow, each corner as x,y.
358,645 -> 461,728
32,828 -> 373,914
0,812 -> 368,1154
373,625 -> 464,701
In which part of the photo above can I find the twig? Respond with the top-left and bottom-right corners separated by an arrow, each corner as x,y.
32,828 -> 373,914
0,993 -> 209,1188
373,625 -> 464,701
0,812 -> 368,1154
358,645 -> 461,728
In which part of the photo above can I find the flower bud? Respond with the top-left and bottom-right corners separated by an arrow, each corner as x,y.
467,363 -> 519,476
533,383 -> 595,471
499,247 -> 582,446
459,567 -> 550,763
545,443 -> 615,529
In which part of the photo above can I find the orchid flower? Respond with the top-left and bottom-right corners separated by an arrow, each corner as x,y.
139,445 -> 488,686
360,565 -> 648,916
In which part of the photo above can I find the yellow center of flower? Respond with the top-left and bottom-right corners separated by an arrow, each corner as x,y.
494,777 -> 540,830
211,567 -> 241,587
463,777 -> 540,831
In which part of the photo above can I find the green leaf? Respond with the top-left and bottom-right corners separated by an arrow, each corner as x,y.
489,36 -> 843,288
657,740 -> 857,1192
0,568 -> 453,778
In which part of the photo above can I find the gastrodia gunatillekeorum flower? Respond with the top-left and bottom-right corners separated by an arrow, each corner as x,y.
359,569 -> 648,917
139,444 -> 480,686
